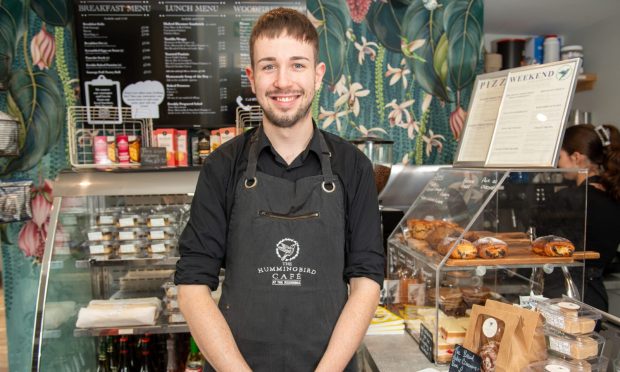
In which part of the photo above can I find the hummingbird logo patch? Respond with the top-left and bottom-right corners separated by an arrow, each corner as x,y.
276,238 -> 300,262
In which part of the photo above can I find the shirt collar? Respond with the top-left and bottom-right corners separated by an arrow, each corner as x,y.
257,123 -> 322,168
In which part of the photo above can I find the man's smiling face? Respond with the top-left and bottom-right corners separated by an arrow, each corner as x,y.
246,34 -> 325,129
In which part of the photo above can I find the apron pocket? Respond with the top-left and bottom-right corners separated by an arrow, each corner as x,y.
258,210 -> 320,221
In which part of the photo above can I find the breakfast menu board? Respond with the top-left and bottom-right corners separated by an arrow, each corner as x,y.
454,71 -> 507,166
485,59 -> 581,167
74,0 -> 304,128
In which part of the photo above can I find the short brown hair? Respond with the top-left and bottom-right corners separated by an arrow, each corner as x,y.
249,7 -> 319,66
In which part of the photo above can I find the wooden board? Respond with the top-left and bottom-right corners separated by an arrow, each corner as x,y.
406,238 -> 600,267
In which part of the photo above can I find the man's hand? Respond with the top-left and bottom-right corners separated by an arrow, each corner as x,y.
315,277 -> 380,372
178,285 -> 251,372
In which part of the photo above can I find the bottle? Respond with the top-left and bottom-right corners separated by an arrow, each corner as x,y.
166,335 -> 177,372
197,131 -> 211,164
118,336 -> 131,372
128,335 -> 138,371
97,338 -> 110,372
184,337 -> 204,371
543,35 -> 560,63
107,336 -> 119,372
138,335 -> 153,372
117,134 -> 130,164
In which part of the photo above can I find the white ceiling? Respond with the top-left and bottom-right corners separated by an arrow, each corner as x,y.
484,0 -> 620,35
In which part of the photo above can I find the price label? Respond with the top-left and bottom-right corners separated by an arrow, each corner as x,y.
119,217 -> 135,227
150,230 -> 165,240
150,218 -> 165,227
120,244 -> 137,253
150,243 -> 166,253
90,245 -> 105,255
119,231 -> 135,240
88,232 -> 103,241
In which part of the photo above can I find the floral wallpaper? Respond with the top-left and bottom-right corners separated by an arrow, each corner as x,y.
0,0 -> 483,371
310,0 -> 484,165
1,0 -> 77,369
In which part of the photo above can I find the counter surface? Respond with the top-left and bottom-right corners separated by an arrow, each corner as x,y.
362,334 -> 448,372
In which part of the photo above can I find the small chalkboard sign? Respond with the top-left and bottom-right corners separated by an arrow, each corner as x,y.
140,147 -> 167,166
448,344 -> 482,372
419,323 -> 434,363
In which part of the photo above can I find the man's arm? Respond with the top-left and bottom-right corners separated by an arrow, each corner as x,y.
315,277 -> 380,372
178,284 -> 251,372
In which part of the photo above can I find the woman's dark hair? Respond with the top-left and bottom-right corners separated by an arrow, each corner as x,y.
562,124 -> 620,201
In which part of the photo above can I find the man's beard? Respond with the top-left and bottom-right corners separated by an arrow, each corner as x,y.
261,90 -> 313,128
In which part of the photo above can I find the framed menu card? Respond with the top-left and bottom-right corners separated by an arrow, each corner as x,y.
485,58 -> 581,167
453,70 -> 508,167
454,58 -> 581,168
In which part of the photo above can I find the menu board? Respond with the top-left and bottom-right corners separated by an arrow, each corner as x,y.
74,0 -> 304,128
454,71 -> 507,166
485,59 -> 581,167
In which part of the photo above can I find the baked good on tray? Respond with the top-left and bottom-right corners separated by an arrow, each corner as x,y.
406,219 -> 435,239
437,237 -> 477,259
532,235 -> 575,257
474,237 -> 508,259
425,225 -> 464,248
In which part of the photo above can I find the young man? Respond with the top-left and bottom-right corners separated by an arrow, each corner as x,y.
175,8 -> 384,371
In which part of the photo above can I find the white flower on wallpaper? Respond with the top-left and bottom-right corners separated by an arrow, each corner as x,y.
356,124 -> 387,137
319,107 -> 348,132
385,99 -> 414,127
396,119 -> 420,140
354,36 -> 378,65
385,59 -> 410,89
307,11 -> 324,30
401,38 -> 426,60
335,79 -> 370,117
423,129 -> 445,156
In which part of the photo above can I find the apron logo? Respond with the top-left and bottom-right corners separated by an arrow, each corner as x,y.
276,238 -> 300,262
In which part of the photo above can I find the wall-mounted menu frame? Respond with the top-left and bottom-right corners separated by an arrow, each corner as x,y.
453,70 -> 508,167
73,0 -> 304,129
485,58 -> 581,168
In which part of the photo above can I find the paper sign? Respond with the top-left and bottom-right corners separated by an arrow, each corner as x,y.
122,80 -> 165,119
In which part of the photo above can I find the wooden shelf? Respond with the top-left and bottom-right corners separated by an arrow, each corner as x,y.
576,73 -> 597,92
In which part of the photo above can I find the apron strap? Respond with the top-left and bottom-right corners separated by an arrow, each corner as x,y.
317,131 -> 337,193
244,126 -> 337,193
244,128 -> 260,188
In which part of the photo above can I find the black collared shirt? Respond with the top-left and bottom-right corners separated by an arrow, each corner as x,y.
175,126 -> 385,290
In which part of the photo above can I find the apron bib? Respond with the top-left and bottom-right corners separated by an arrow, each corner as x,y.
209,128 -> 354,371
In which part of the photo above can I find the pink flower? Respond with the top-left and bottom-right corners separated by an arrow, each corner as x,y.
450,106 -> 467,140
18,179 -> 56,261
31,192 -> 52,226
31,25 -> 56,70
18,221 -> 45,258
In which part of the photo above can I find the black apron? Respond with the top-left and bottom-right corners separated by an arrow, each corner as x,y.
208,128 -> 355,371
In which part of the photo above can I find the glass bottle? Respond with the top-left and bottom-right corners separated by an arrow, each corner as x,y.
128,335 -> 138,371
138,335 -> 153,372
96,338 -> 110,372
184,337 -> 204,371
107,336 -> 119,372
118,336 -> 131,372
166,335 -> 177,372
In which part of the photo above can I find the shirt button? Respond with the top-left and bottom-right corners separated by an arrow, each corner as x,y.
225,304 -> 230,310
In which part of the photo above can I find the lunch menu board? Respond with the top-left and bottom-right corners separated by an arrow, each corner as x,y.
74,0 -> 304,128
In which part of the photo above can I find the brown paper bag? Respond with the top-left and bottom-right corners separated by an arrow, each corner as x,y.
463,300 -> 547,372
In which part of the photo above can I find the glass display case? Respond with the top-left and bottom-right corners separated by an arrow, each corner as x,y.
30,169 -> 199,371
385,167 -> 598,364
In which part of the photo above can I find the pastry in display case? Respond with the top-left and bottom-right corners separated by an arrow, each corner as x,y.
30,169 -> 199,371
385,167 -> 600,365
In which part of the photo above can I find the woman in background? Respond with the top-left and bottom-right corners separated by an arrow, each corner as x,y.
543,124 -> 620,311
